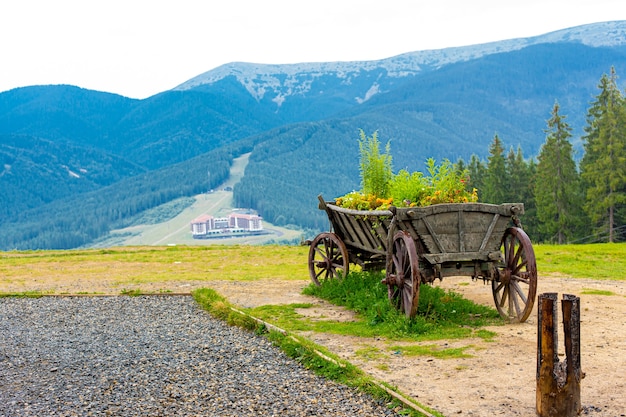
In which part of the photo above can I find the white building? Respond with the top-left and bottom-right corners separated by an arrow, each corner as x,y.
229,212 -> 263,231
191,211 -> 263,238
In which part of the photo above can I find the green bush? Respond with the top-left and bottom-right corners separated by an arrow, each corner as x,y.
303,271 -> 502,340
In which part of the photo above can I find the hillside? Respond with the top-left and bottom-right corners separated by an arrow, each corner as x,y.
1,21 -> 626,249
91,154 -> 303,247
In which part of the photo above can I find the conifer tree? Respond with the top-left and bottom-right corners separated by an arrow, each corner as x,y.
535,102 -> 581,243
482,135 -> 507,203
505,146 -> 531,202
580,67 -> 626,242
467,154 -> 486,198
505,146 -> 538,236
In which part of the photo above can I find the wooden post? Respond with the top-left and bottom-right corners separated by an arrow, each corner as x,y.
536,293 -> 583,416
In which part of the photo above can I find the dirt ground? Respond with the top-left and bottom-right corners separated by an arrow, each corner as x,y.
3,276 -> 624,416
206,276 -> 625,417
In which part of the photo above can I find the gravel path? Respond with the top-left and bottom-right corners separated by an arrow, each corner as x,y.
0,296 -> 401,417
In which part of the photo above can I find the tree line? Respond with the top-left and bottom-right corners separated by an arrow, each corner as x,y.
0,148 -> 236,250
462,67 -> 626,244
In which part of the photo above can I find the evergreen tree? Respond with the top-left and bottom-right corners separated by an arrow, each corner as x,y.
454,157 -> 467,176
524,158 -> 539,238
505,146 -> 538,237
535,102 -> 582,243
505,146 -> 531,203
454,157 -> 472,193
580,67 -> 626,242
483,135 -> 507,204
467,154 -> 486,199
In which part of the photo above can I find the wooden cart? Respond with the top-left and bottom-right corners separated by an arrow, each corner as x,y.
308,195 -> 538,323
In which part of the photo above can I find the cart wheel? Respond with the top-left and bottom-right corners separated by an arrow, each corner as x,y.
385,231 -> 421,318
308,232 -> 349,286
492,227 -> 538,323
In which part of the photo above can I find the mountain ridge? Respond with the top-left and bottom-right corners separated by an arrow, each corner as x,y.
174,21 -> 626,103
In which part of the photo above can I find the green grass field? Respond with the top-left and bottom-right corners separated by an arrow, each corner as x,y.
534,242 -> 626,280
1,242 -> 624,296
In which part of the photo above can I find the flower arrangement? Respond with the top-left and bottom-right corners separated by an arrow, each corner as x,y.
335,131 -> 478,210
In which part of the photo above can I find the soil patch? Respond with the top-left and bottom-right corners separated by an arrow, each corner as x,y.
3,276 -> 624,416
209,276 -> 626,417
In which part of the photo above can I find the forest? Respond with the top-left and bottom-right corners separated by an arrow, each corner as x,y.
0,139 -> 257,250
2,60 -> 626,250
235,68 -> 626,245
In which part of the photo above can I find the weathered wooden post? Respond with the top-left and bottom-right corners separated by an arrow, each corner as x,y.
536,293 -> 583,416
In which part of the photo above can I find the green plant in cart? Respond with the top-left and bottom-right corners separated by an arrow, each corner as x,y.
388,169 -> 428,207
336,130 -> 478,210
416,158 -> 478,206
358,129 -> 393,198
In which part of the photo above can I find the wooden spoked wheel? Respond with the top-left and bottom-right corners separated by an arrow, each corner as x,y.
385,231 -> 421,318
308,233 -> 349,285
492,227 -> 538,323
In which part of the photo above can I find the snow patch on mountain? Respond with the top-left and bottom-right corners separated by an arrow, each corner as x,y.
174,21 -> 626,103
356,82 -> 381,104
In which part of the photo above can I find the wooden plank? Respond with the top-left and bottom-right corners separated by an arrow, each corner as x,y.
458,209 -> 465,252
355,216 -> 378,249
396,202 -> 524,221
376,219 -> 391,252
321,200 -> 525,259
422,251 -> 497,264
399,220 -> 422,248
421,217 -> 444,253
335,211 -> 361,247
479,214 -> 500,252
363,216 -> 389,251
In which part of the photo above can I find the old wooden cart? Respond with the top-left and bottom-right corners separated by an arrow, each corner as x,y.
308,195 -> 538,323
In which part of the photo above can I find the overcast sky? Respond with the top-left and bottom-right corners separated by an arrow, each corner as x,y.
1,0 -> 625,99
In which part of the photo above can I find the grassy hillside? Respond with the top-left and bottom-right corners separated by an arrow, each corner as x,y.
90,153 -> 305,247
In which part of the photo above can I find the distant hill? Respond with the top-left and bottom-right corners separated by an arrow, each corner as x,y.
0,133 -> 145,219
1,21 -> 626,249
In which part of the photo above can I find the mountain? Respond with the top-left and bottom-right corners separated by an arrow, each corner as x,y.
0,82 -> 281,169
1,21 -> 626,249
0,133 -> 146,219
174,21 -> 626,116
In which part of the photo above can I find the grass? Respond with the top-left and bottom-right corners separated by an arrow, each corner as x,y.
534,242 -> 626,280
580,289 -> 616,296
0,245 -> 309,295
190,272 -> 494,416
2,242 -> 623,296
0,290 -> 51,298
388,344 -> 474,359
298,271 -> 503,341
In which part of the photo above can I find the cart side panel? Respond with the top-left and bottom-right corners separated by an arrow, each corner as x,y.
396,203 -> 522,255
325,204 -> 391,256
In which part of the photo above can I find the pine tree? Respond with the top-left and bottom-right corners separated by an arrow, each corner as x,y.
505,146 -> 531,202
535,102 -> 582,244
483,135 -> 507,204
505,146 -> 538,236
467,154 -> 486,199
580,67 -> 626,242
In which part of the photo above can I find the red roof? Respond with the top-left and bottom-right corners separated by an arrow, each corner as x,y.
191,214 -> 213,224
